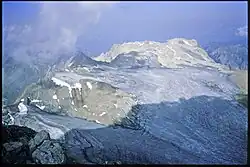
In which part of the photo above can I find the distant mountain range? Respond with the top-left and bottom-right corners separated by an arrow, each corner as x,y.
204,40 -> 248,70
3,38 -> 247,104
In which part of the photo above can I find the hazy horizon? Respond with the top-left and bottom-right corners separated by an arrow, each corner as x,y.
3,1 -> 248,56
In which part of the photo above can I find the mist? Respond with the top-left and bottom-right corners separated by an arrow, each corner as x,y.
3,1 -> 248,59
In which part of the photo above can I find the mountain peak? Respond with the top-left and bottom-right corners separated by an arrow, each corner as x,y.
94,38 -> 225,70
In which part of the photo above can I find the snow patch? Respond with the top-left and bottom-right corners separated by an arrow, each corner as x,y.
36,104 -> 45,110
65,69 -> 70,72
95,120 -> 101,124
86,82 -> 93,90
59,106 -> 61,109
72,83 -> 82,91
183,40 -> 192,46
18,102 -> 28,115
52,94 -> 58,100
166,45 -> 176,56
99,112 -> 106,116
184,53 -> 194,59
21,99 -> 24,102
71,101 -> 74,105
113,104 -> 118,108
31,99 -> 42,103
74,108 -> 77,111
175,56 -> 181,60
83,105 -> 88,108
83,67 -> 90,72
8,113 -> 14,124
37,122 -> 64,139
51,77 -> 73,97
51,77 -> 71,88
68,62 -> 74,67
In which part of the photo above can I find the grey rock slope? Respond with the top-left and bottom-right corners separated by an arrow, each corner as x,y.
14,74 -> 136,126
63,96 -> 247,164
109,51 -> 162,68
3,56 -> 40,104
205,42 -> 248,70
2,50 -> 104,104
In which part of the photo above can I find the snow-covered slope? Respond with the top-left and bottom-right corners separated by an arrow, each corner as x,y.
94,38 -> 226,71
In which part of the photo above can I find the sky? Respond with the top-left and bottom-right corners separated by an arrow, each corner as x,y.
2,1 -> 248,58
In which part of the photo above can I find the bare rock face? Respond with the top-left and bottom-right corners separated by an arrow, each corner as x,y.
29,130 -> 50,153
109,51 -> 162,69
2,125 -> 37,164
2,142 -> 29,164
32,140 -> 66,164
2,125 -> 66,164
2,125 -> 37,144
3,142 -> 24,153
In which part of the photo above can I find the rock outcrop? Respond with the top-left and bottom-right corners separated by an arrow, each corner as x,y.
205,42 -> 248,70
109,51 -> 162,68
15,76 -> 137,126
31,139 -> 66,164
2,125 -> 66,164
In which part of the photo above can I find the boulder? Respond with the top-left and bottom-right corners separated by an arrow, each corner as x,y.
2,125 -> 66,164
32,140 -> 66,164
2,142 -> 29,164
1,125 -> 37,164
3,142 -> 23,153
2,125 -> 37,143
29,130 -> 50,153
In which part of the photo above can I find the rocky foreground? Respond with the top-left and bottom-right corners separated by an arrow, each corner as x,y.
2,125 -> 65,164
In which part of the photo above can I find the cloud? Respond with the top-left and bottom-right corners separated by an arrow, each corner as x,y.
3,2 -> 117,63
235,26 -> 248,37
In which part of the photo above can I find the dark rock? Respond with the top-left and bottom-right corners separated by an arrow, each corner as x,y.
68,51 -> 99,68
3,142 -> 23,153
2,125 -> 37,143
74,88 -> 83,108
2,114 -> 14,125
19,136 -> 30,146
1,125 -> 37,164
2,142 -> 29,164
2,107 -> 9,115
26,160 -> 35,164
110,51 -> 161,69
1,125 -> 67,164
29,130 -> 50,153
32,140 -> 66,164
63,129 -> 94,164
